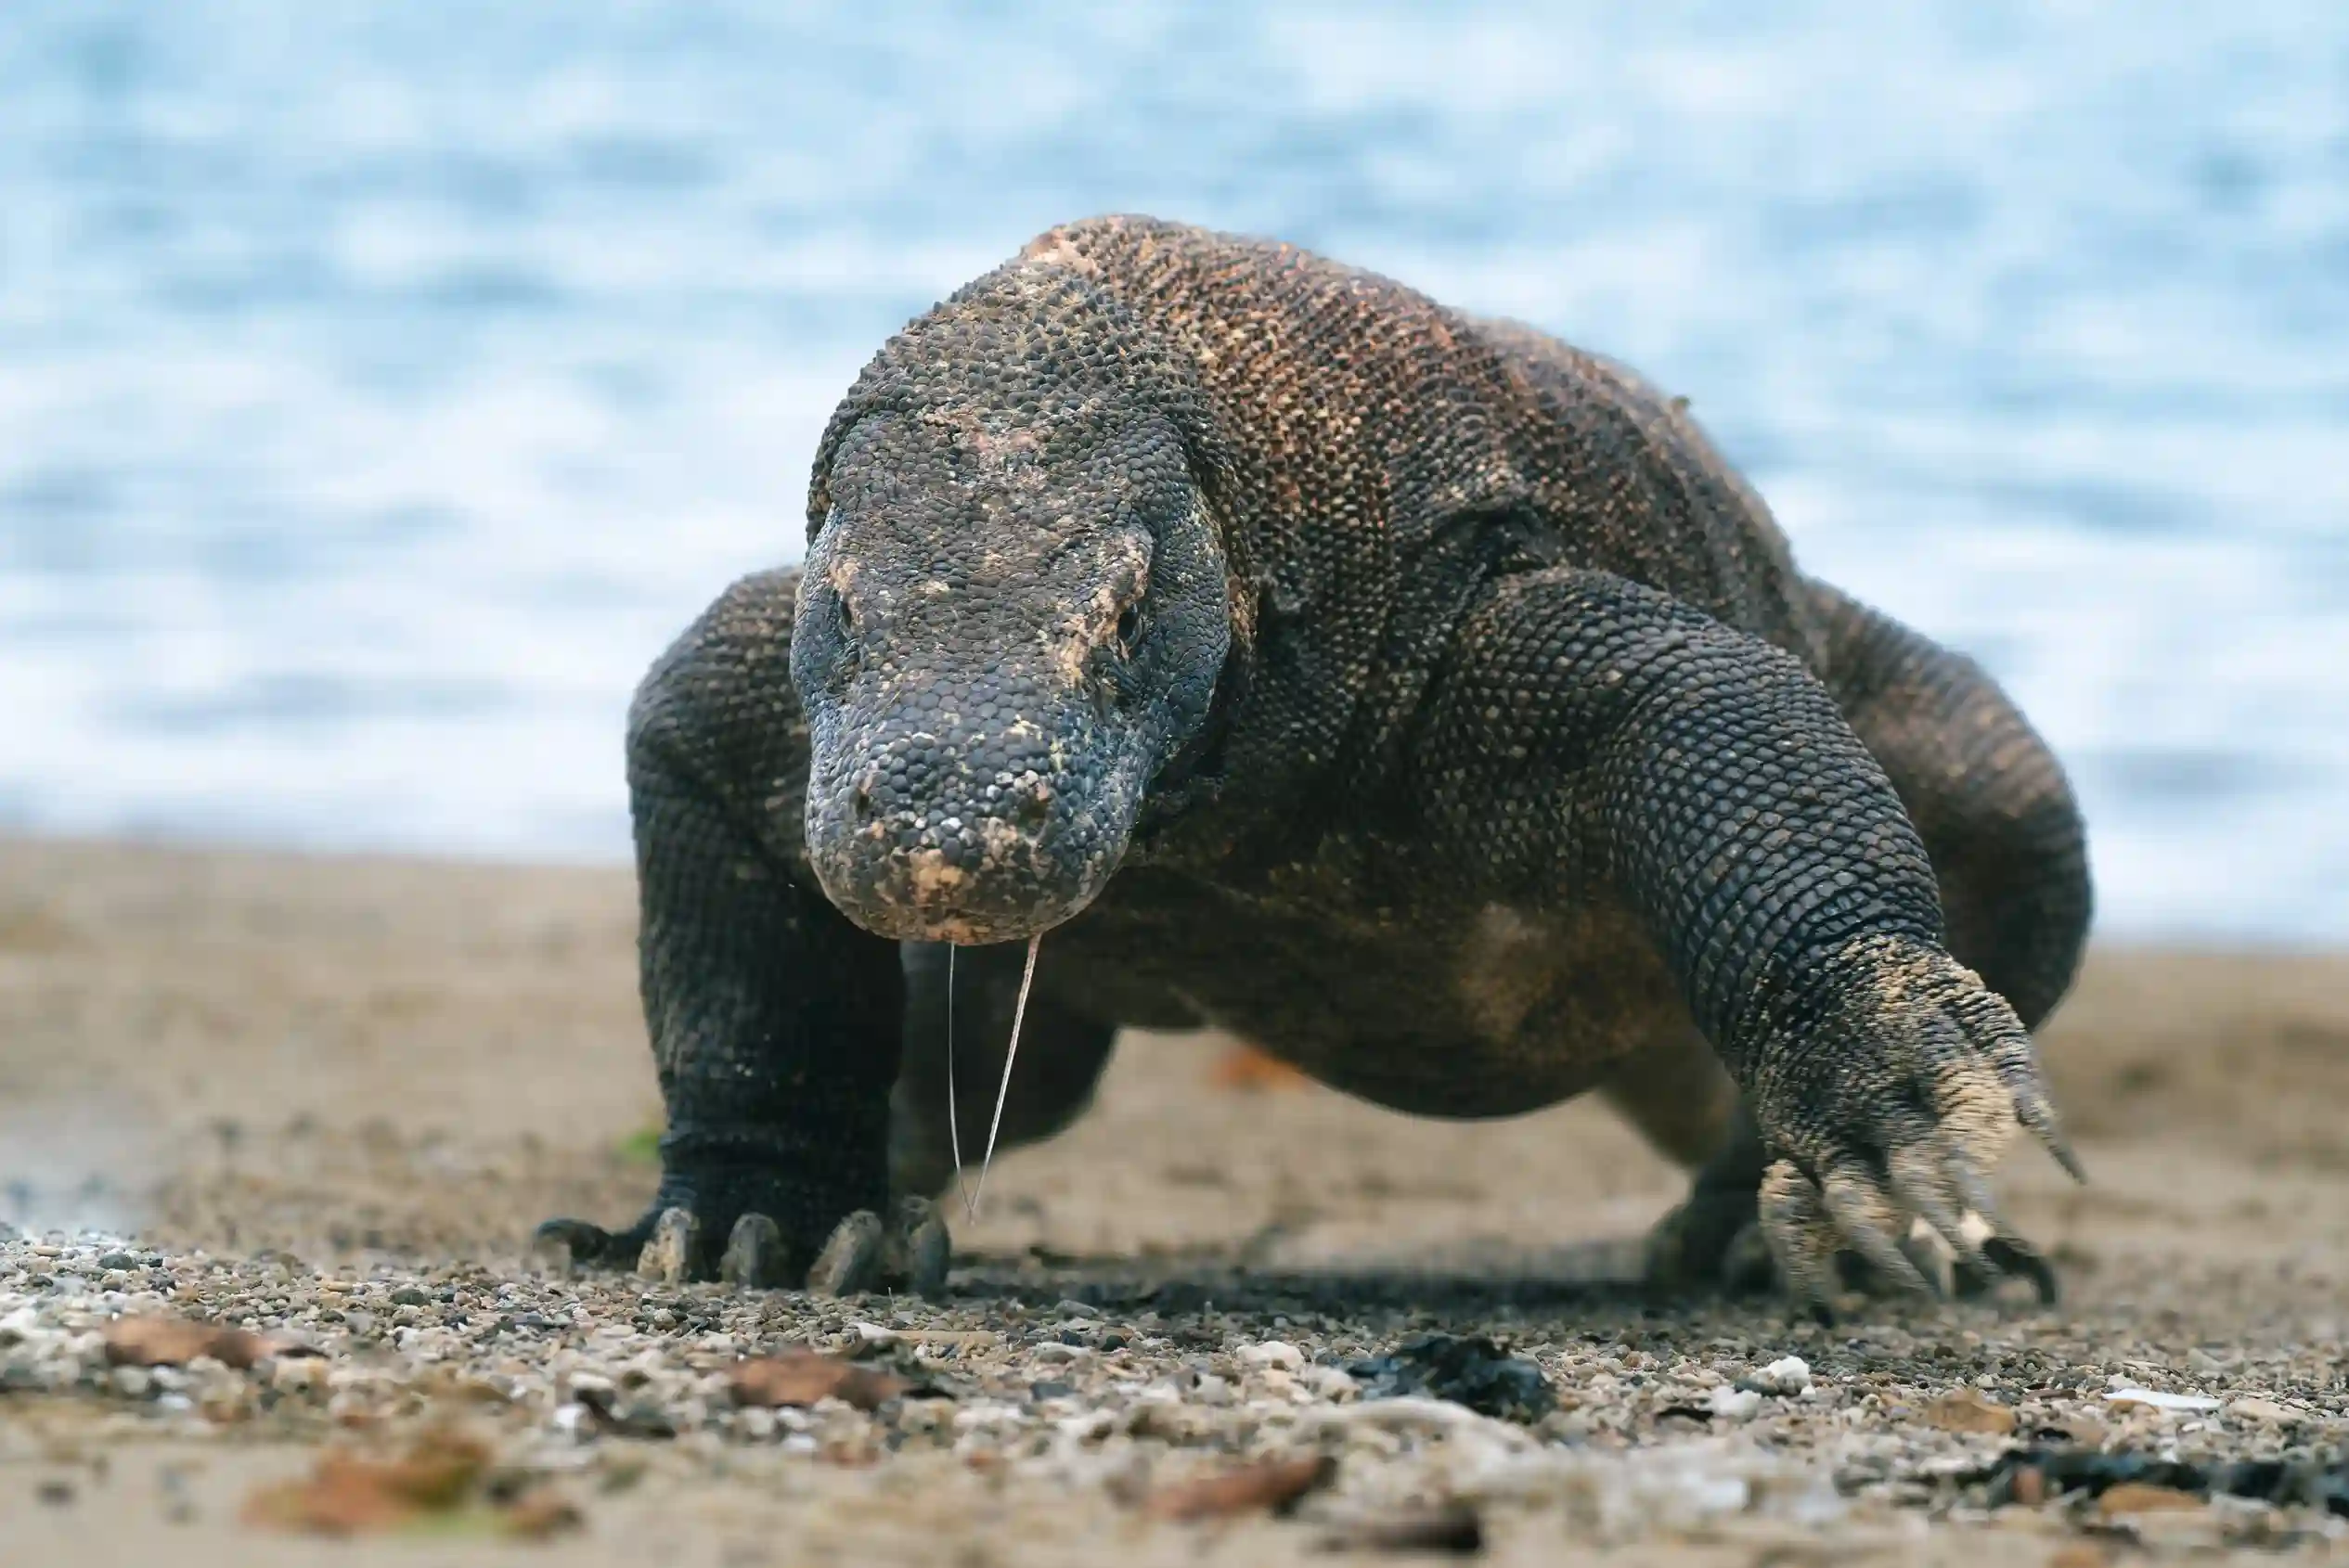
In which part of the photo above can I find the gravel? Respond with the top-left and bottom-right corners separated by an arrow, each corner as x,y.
7,1226 -> 2349,1561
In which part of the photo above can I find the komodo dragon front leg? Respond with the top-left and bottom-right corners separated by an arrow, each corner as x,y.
1418,566 -> 2079,1318
535,571 -> 944,1295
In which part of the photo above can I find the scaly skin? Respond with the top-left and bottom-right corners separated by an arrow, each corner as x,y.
538,216 -> 2092,1317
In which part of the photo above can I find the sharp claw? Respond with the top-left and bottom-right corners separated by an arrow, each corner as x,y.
1898,1218 -> 1959,1298
532,1218 -> 609,1267
719,1212 -> 787,1289
1817,1167 -> 1937,1298
637,1206 -> 698,1285
806,1210 -> 884,1298
1981,1235 -> 2061,1306
2028,1112 -> 2089,1184
2001,1060 -> 2086,1183
1759,1161 -> 1848,1319
1886,1147 -> 1978,1268
1950,1255 -> 2002,1300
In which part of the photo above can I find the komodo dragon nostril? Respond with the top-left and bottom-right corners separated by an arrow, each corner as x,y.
1014,785 -> 1052,829
851,779 -> 879,823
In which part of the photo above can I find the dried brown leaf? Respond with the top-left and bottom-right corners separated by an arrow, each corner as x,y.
1142,1454 -> 1336,1523
1924,1388 -> 2018,1435
104,1315 -> 268,1371
241,1439 -> 490,1536
2098,1482 -> 2207,1516
499,1487 -> 585,1540
1208,1043 -> 1312,1093
729,1350 -> 910,1412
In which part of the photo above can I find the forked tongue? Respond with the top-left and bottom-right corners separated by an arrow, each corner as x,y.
955,934 -> 1041,1221
946,944 -> 968,1216
969,934 -> 1041,1215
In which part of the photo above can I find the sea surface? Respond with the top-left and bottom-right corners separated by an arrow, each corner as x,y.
2,3 -> 2343,942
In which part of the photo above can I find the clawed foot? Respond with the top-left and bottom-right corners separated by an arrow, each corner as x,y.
535,1195 -> 950,1297
1743,935 -> 2075,1321
1756,1163 -> 2058,1321
1643,1190 -> 2054,1318
1646,934 -> 2076,1321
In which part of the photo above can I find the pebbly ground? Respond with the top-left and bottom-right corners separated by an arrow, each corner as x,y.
3,834 -> 2348,1565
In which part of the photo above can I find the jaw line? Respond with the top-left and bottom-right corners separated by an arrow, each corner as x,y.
825,880 -> 1104,947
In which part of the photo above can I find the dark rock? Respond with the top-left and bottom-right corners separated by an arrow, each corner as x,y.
1316,1501 -> 1485,1556
574,1384 -> 678,1440
1347,1335 -> 1554,1423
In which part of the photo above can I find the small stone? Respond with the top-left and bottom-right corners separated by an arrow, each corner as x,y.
2226,1396 -> 2296,1425
96,1253 -> 139,1271
1193,1373 -> 1233,1407
1741,1356 -> 1811,1396
1301,1366 -> 1358,1400
1240,1340 -> 1305,1371
896,1399 -> 949,1434
388,1287 -> 432,1307
1707,1385 -> 1762,1421
2186,1347 -> 2227,1377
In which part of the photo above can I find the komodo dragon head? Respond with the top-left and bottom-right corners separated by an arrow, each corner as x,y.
794,258 -> 1238,945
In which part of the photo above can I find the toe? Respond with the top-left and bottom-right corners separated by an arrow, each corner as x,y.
884,1197 -> 950,1297
806,1210 -> 885,1298
533,1218 -> 613,1268
1816,1159 -> 1937,1298
1641,1189 -> 1758,1297
1721,1218 -> 1777,1294
637,1206 -> 700,1284
719,1213 -> 788,1289
1758,1160 -> 1844,1321
1981,1233 -> 2060,1305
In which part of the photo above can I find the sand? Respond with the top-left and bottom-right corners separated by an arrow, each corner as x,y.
3,831 -> 2347,1565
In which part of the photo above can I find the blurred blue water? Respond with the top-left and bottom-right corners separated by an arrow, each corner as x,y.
1,2 -> 2343,941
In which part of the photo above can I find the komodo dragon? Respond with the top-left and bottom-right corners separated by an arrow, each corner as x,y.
539,215 -> 2092,1317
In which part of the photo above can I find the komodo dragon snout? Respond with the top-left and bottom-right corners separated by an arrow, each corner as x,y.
792,357 -> 1233,945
